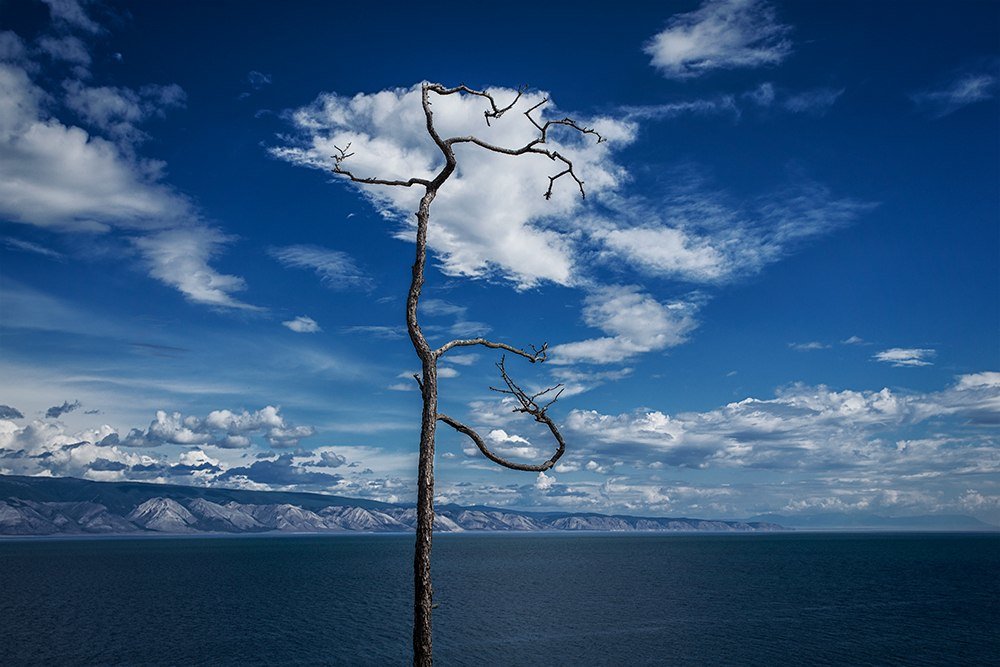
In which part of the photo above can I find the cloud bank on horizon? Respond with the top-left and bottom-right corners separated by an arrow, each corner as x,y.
0,0 -> 996,522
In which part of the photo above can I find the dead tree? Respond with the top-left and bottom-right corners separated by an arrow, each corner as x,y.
331,82 -> 604,666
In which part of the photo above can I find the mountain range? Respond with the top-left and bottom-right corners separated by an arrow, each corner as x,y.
0,475 -> 783,536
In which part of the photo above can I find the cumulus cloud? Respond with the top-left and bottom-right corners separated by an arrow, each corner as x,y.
122,405 -> 315,448
273,83 -> 634,289
283,315 -> 321,333
550,285 -> 700,365
562,372 -> 999,472
0,419 -> 158,482
873,348 -> 935,367
645,0 -> 792,79
912,72 -> 997,118
535,470 -> 555,491
269,244 -> 373,291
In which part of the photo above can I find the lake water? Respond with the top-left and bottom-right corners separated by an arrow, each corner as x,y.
1,532 -> 997,665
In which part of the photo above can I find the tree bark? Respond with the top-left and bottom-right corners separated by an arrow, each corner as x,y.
409,187 -> 438,667
331,82 -> 596,666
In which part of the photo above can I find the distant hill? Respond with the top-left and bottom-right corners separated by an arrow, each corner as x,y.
747,512 -> 998,531
0,475 -> 784,536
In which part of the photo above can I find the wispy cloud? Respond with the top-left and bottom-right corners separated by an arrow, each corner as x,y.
622,96 -> 741,122
269,244 -> 373,291
789,341 -> 828,351
645,0 -> 792,79
247,70 -> 271,90
133,228 -> 259,310
282,316 -> 321,333
63,80 -> 186,146
3,237 -> 64,260
912,72 -> 997,118
550,286 -> 700,365
39,0 -> 100,34
782,87 -> 844,115
873,348 -> 936,367
594,177 -> 874,284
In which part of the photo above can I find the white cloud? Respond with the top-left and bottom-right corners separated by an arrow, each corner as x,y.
247,70 -> 271,90
622,96 -> 741,122
0,31 -> 28,62
63,81 -> 186,145
550,285 -> 699,365
123,405 -> 316,448
594,179 -> 872,284
789,341 -> 828,351
273,84 -> 635,289
40,0 -> 100,33
0,31 -> 250,311
0,64 -> 190,231
269,244 -> 372,290
283,316 -> 321,333
956,371 -> 1000,391
563,372 -> 1000,472
873,348 -> 935,368
534,470 -> 555,491
37,35 -> 91,66
133,227 -> 258,310
600,226 -> 726,281
645,0 -> 792,79
782,87 -> 844,115
3,237 -> 64,259
912,72 -> 997,118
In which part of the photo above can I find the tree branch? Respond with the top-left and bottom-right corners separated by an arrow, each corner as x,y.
331,142 -> 432,188
436,355 -> 566,472
435,338 -> 547,362
425,84 -> 605,200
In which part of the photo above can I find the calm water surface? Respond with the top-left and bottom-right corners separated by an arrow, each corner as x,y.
1,532 -> 997,665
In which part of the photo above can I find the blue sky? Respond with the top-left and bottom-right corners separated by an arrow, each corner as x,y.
1,0 -> 997,522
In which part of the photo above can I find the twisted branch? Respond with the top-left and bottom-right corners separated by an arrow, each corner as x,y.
437,356 -> 566,472
331,83 -> 606,200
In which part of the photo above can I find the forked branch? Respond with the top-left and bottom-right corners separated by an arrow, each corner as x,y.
436,356 -> 566,472
331,83 -> 606,201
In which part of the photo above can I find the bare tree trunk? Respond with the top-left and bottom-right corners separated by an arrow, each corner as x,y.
331,82 -> 596,666
409,192 -> 438,667
412,359 -> 436,666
